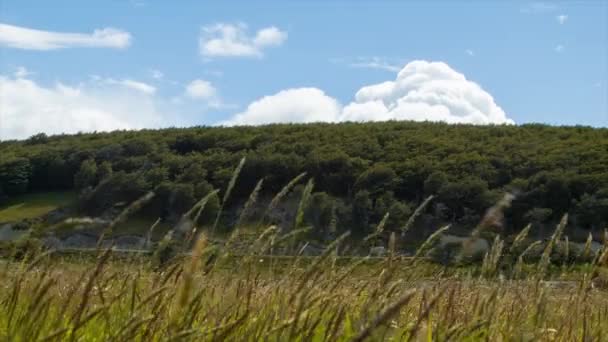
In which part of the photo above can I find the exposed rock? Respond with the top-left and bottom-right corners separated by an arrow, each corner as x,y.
569,240 -> 604,255
114,235 -> 147,250
0,224 -> 27,241
439,234 -> 490,256
43,208 -> 71,225
41,236 -> 63,250
62,233 -> 97,249
370,246 -> 387,257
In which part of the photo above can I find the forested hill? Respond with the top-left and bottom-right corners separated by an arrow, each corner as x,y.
1,122 -> 607,237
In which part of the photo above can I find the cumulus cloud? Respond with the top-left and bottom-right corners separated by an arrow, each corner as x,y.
199,23 -> 287,58
0,75 -> 167,140
253,27 -> 288,47
341,60 -> 513,124
221,60 -> 513,126
0,23 -> 131,50
220,88 -> 341,125
185,79 -> 216,99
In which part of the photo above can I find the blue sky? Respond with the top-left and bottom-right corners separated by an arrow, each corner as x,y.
0,1 -> 606,139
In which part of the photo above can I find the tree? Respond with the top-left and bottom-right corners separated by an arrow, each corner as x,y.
74,159 -> 98,190
524,207 -> 553,237
97,161 -> 113,182
168,183 -> 196,216
352,190 -> 373,235
0,158 -> 31,195
25,133 -> 49,145
424,172 -> 448,196
354,165 -> 397,197
387,201 -> 412,230
437,178 -> 494,222
573,192 -> 608,230
304,192 -> 334,237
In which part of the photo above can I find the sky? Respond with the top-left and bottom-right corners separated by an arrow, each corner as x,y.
0,0 -> 606,140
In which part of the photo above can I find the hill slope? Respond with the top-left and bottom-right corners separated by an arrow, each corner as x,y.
1,121 -> 607,237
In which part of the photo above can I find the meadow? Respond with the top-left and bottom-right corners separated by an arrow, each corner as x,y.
2,217 -> 608,341
0,192 -> 76,223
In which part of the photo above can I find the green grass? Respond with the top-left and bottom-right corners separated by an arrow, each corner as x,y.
112,215 -> 171,238
0,191 -> 76,222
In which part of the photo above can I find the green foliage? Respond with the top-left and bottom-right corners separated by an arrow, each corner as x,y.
74,158 -> 98,190
0,157 -> 31,195
354,164 -> 397,196
97,161 -> 113,182
1,121 -> 607,234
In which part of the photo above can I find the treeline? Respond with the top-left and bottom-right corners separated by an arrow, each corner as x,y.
1,122 -> 607,237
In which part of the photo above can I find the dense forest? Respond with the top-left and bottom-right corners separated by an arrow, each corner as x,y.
1,121 -> 607,239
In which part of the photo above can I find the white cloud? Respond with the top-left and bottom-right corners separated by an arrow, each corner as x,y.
220,88 -> 341,125
520,2 -> 557,14
555,44 -> 565,52
349,57 -> 402,72
253,26 -> 288,47
185,79 -> 216,99
466,49 -> 475,57
119,79 -> 156,94
14,66 -> 33,78
332,57 -> 404,72
556,14 -> 568,24
0,23 -> 131,50
97,78 -> 156,94
341,61 -> 513,124
150,69 -> 164,80
0,75 -> 167,140
221,60 -> 514,126
199,23 -> 287,58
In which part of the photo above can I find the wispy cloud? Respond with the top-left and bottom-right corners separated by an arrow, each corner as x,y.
332,57 -> 405,73
150,69 -> 164,80
118,79 -> 156,94
130,0 -> 146,7
465,49 -> 475,57
14,66 -> 33,78
0,23 -> 131,50
556,14 -> 568,24
554,44 -> 565,53
89,76 -> 156,94
199,23 -> 287,58
520,2 -> 557,14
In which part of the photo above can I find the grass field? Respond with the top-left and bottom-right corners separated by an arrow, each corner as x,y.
1,226 -> 607,341
0,191 -> 77,223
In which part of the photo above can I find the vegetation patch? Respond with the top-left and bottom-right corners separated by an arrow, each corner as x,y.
0,191 -> 76,223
